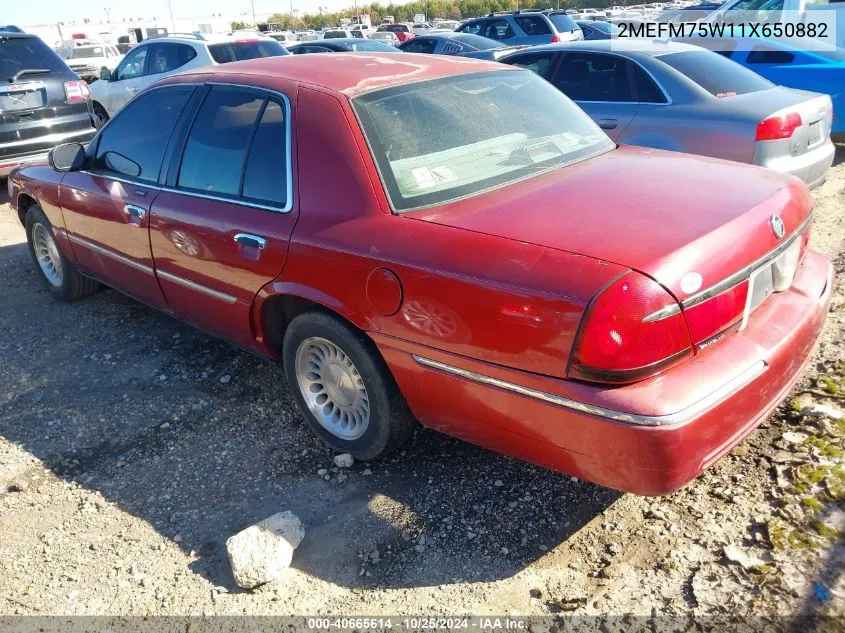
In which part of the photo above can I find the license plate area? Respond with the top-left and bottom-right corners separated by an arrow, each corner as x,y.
740,239 -> 801,330
808,121 -> 822,147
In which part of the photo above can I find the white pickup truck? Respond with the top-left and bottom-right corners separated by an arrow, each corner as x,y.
705,0 -> 845,47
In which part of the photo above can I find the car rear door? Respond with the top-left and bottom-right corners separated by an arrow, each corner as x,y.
60,84 -> 197,309
547,51 -> 638,141
149,84 -> 297,350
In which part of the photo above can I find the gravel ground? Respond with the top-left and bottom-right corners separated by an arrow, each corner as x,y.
0,153 -> 843,622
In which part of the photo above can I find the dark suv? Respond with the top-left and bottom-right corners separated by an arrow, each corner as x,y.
0,31 -> 97,176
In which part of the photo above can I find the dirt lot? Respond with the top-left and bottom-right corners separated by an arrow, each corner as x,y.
0,153 -> 843,624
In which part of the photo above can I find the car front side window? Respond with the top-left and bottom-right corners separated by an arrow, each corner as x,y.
92,86 -> 194,182
116,46 -> 149,80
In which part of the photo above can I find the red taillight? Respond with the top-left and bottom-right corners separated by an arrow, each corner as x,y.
569,272 -> 693,384
551,34 -> 560,43
756,112 -> 802,141
64,80 -> 90,103
683,281 -> 748,345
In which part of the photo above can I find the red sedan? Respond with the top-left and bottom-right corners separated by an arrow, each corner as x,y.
7,54 -> 833,495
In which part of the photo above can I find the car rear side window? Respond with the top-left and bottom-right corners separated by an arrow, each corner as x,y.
178,88 -> 265,196
658,50 -> 773,97
514,16 -> 552,35
631,63 -> 667,103
207,40 -> 287,63
93,86 -> 194,183
241,100 -> 288,207
0,37 -> 68,80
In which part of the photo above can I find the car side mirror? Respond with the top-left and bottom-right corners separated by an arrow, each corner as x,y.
100,67 -> 113,81
103,151 -> 141,178
48,143 -> 87,172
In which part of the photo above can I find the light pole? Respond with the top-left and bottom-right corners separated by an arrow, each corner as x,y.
251,0 -> 257,25
168,0 -> 175,32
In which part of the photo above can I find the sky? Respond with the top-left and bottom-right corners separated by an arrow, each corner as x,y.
4,0 -> 397,26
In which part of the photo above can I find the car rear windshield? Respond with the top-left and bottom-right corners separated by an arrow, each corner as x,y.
658,49 -> 773,96
453,33 -> 501,49
344,40 -> 398,51
323,30 -> 348,38
353,70 -> 614,212
70,46 -> 106,58
547,13 -> 579,32
0,36 -> 69,80
207,40 -> 287,63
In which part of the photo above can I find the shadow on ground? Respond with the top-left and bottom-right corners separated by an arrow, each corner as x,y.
0,235 -> 619,592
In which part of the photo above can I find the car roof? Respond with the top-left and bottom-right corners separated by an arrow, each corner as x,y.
171,52 -> 517,97
518,39 -> 701,57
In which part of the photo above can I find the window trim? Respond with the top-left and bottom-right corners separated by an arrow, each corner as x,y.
165,82 -> 294,214
553,51 -> 672,106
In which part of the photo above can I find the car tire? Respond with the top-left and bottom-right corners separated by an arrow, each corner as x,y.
25,206 -> 100,301
283,311 -> 416,460
93,102 -> 109,127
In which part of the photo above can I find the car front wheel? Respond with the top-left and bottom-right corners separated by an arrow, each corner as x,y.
25,206 -> 100,301
283,311 -> 416,460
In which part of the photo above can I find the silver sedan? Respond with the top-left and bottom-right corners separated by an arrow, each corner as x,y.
501,40 -> 835,188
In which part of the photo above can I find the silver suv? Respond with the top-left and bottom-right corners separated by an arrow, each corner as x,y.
89,33 -> 288,122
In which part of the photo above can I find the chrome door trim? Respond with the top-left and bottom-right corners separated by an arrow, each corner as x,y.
413,355 -> 766,427
233,232 -> 267,249
67,233 -> 154,274
156,269 -> 238,304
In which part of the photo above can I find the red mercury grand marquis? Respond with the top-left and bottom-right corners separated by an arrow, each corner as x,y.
7,54 -> 833,495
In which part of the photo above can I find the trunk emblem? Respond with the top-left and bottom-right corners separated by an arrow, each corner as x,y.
770,215 -> 786,240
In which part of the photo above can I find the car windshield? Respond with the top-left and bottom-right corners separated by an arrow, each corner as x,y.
324,30 -> 347,38
353,70 -> 614,212
548,13 -> 579,31
658,49 -> 773,96
70,46 -> 105,58
452,33 -> 501,49
207,40 -> 287,63
0,37 -> 68,80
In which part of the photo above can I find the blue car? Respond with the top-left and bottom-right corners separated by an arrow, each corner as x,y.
682,36 -> 845,141
456,11 -> 582,46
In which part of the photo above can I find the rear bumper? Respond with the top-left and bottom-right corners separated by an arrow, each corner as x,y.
0,127 -> 96,177
376,249 -> 833,496
755,138 -> 835,190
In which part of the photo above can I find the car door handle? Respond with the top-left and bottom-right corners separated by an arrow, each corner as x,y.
598,119 -> 618,130
123,204 -> 146,223
234,233 -> 267,249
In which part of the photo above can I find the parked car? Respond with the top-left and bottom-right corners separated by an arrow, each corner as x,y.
576,20 -> 621,40
65,43 -> 123,83
0,31 -> 97,176
431,20 -> 461,31
501,40 -> 834,188
412,23 -> 434,35
7,54 -> 832,495
679,36 -> 845,142
321,29 -> 359,39
457,12 -> 582,45
369,30 -> 402,46
376,23 -> 415,42
398,33 -> 522,60
89,33 -> 288,122
288,39 -> 398,54
266,31 -> 298,45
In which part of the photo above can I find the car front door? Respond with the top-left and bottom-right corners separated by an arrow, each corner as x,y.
149,84 -> 298,349
59,85 -> 197,308
104,44 -> 152,115
548,51 -> 638,141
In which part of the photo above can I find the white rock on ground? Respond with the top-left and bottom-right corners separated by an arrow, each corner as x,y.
800,404 -> 844,420
333,453 -> 354,468
226,511 -> 305,589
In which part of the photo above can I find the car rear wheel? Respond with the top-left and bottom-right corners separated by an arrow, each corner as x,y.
25,206 -> 100,301
283,311 -> 416,460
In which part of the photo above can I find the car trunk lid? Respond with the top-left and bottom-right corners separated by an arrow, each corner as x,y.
410,145 -> 813,303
